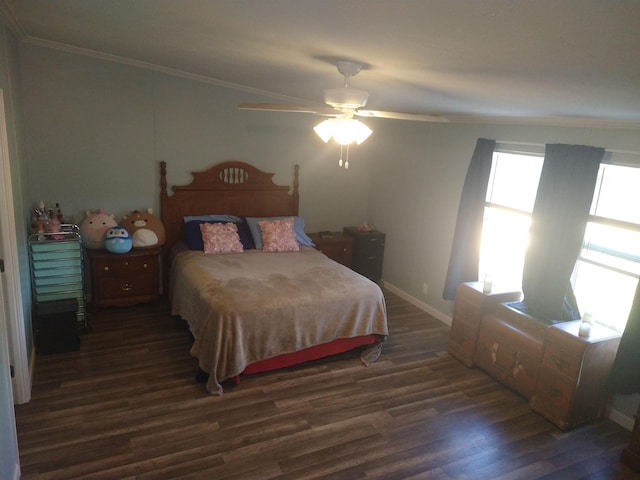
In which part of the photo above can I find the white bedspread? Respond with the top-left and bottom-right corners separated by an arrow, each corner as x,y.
170,247 -> 389,394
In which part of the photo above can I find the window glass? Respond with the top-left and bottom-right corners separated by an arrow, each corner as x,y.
479,150 -> 639,332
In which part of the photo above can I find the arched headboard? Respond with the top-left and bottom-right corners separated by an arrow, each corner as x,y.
159,160 -> 300,287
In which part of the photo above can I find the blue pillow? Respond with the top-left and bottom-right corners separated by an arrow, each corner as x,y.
184,219 -> 254,250
245,216 -> 315,250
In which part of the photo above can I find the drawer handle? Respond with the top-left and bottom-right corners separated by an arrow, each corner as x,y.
143,263 -> 148,268
548,387 -> 563,399
122,283 -> 132,292
103,266 -> 109,271
551,354 -> 570,370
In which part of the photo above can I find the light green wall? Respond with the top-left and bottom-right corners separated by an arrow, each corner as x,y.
17,42 -> 640,421
19,44 -> 370,231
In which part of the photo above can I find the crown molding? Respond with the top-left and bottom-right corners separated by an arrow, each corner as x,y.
23,36 -> 314,106
0,0 -> 26,40
12,31 -> 640,132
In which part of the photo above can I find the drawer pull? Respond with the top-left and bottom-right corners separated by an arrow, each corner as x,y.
122,283 -> 132,292
551,354 -> 570,370
103,266 -> 109,271
143,263 -> 148,268
548,386 -> 564,399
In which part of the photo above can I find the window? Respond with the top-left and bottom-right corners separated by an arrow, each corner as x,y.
479,150 -> 640,332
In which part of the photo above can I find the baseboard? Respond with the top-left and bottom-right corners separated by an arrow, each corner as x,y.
382,281 -> 452,326
382,281 -> 636,432
609,408 -> 634,431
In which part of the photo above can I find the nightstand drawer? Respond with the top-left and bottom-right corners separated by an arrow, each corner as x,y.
96,256 -> 155,276
98,271 -> 157,299
88,247 -> 160,309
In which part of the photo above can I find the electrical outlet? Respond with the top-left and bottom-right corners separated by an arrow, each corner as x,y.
422,283 -> 429,295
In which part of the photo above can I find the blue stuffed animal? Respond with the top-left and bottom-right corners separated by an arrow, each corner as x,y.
104,226 -> 133,254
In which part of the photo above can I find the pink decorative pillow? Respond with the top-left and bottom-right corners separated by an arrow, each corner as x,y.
259,218 -> 300,252
200,222 -> 243,254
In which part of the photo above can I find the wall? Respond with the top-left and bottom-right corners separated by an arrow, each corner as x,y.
18,43 -> 640,424
19,44 -> 371,231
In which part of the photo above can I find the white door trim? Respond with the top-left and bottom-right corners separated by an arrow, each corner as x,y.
0,89 -> 30,404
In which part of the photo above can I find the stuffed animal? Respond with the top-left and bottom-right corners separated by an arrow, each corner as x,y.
80,209 -> 117,249
45,218 -> 65,240
104,226 -> 133,253
121,208 -> 165,248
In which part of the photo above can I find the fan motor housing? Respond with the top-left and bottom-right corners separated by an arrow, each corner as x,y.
325,88 -> 369,109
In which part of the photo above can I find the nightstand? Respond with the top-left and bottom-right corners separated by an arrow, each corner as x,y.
87,247 -> 160,310
530,320 -> 621,430
343,227 -> 385,283
308,232 -> 353,268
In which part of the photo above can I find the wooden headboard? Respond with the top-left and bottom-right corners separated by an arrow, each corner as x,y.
159,160 -> 299,284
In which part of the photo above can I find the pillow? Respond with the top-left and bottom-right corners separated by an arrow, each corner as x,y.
200,222 -> 243,254
246,216 -> 314,249
259,218 -> 299,252
185,219 -> 254,250
183,214 -> 240,223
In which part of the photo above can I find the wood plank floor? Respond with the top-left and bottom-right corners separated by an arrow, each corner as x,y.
15,291 -> 638,480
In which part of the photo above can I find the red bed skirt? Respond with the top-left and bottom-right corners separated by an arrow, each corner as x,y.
231,334 -> 380,385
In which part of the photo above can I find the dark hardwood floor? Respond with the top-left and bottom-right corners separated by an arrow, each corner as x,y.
15,291 -> 638,480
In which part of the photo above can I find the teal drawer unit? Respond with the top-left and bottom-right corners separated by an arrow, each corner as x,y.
28,226 -> 87,329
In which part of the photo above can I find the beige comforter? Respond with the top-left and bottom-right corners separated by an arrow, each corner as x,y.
170,247 -> 389,394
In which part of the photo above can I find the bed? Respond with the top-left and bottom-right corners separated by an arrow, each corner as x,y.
160,160 -> 388,394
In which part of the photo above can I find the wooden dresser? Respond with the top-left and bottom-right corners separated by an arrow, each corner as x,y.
343,227 -> 385,283
87,247 -> 160,310
308,232 -> 353,268
448,281 -> 522,367
530,320 -> 621,430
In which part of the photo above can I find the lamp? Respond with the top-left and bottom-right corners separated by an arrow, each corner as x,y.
314,114 -> 372,169
314,117 -> 372,146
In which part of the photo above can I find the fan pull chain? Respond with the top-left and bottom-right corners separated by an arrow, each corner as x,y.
338,145 -> 350,169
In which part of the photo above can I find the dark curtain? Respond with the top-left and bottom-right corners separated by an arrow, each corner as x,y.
606,280 -> 640,394
521,144 -> 604,321
443,138 -> 495,300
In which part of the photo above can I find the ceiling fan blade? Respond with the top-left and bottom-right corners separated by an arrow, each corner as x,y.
238,102 -> 339,115
355,109 -> 448,123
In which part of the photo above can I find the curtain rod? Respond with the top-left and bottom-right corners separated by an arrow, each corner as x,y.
495,140 -> 640,157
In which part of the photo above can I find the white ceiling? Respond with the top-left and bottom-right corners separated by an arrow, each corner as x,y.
2,0 -> 640,128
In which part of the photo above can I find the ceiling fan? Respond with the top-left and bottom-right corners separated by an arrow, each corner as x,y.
238,60 -> 448,128
239,61 -> 447,168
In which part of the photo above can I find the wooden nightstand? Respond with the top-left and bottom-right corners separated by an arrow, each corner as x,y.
530,320 -> 621,430
343,227 -> 385,283
87,247 -> 160,310
448,282 -> 522,367
308,232 -> 353,268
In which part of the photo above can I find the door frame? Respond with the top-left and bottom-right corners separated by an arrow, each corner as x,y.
0,89 -> 30,404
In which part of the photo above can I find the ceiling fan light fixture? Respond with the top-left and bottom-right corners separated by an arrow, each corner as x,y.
313,119 -> 335,143
314,117 -> 372,145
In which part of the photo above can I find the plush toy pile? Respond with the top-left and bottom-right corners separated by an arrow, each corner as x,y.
79,208 -> 165,253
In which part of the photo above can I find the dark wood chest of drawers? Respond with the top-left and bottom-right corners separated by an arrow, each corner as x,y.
448,282 -> 522,367
343,227 -> 385,283
530,320 -> 621,430
308,232 -> 353,268
87,247 -> 160,310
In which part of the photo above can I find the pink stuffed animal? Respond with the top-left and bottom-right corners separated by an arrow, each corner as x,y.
80,209 -> 117,249
45,218 -> 65,240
